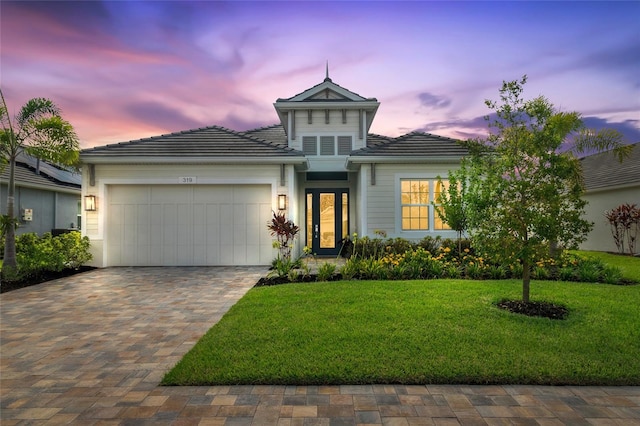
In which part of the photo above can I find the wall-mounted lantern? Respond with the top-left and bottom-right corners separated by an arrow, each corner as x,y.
278,194 -> 287,211
84,195 -> 96,212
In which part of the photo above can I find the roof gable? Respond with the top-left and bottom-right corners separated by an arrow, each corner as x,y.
276,77 -> 374,103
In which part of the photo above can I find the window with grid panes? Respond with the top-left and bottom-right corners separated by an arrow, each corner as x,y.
401,179 -> 429,230
434,179 -> 452,230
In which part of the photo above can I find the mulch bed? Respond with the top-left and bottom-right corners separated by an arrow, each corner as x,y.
496,299 -> 569,320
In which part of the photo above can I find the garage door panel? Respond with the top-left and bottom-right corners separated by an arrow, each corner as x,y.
151,186 -> 189,203
176,204 -> 191,246
137,205 -> 151,246
233,204 -> 247,242
194,186 -> 232,202
112,186 -> 149,203
220,204 -> 234,245
107,184 -> 273,266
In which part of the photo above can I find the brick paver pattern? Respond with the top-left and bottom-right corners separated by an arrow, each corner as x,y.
1,266 -> 638,425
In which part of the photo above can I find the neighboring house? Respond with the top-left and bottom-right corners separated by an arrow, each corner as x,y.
580,142 -> 640,253
80,75 -> 468,267
0,154 -> 81,236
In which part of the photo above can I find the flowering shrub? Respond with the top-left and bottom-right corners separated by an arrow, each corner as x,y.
336,240 -> 628,284
261,233 -> 629,286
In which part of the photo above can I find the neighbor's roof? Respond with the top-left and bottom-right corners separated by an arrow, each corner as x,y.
581,142 -> 640,191
80,125 -> 305,164
0,154 -> 81,193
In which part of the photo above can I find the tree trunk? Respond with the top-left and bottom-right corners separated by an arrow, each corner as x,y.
522,257 -> 531,303
3,156 -> 18,273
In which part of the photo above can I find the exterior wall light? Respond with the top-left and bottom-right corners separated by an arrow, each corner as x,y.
84,195 -> 96,211
278,194 -> 287,210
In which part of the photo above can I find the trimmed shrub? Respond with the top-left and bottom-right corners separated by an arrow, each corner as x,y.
10,231 -> 92,282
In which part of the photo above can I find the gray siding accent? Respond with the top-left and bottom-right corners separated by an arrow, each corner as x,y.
303,136 -> 317,155
320,136 -> 335,155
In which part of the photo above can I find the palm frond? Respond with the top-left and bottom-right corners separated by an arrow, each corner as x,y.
573,128 -> 631,162
16,98 -> 60,128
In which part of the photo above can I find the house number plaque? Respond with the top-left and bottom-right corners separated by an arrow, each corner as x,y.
179,176 -> 197,183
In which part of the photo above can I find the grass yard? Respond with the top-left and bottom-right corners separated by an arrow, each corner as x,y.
163,274 -> 640,386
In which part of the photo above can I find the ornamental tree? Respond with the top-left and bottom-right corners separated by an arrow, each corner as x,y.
1,89 -> 79,277
464,76 -> 629,303
435,162 -> 469,254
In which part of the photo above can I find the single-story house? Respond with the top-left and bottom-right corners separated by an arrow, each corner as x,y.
0,154 -> 81,236
580,142 -> 640,253
80,74 -> 468,267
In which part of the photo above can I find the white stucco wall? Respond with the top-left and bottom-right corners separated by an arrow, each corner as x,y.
580,184 -> 640,253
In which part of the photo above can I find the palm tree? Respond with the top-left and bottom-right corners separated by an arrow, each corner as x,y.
0,89 -> 79,276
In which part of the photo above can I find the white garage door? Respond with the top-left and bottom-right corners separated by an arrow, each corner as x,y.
106,185 -> 273,266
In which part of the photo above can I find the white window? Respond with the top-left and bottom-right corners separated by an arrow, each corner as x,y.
434,180 -> 452,230
398,177 -> 452,232
401,179 -> 430,230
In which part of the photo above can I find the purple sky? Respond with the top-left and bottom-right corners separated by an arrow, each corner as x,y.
2,1 -> 639,149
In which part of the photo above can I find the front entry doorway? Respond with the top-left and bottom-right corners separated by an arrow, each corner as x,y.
305,189 -> 349,256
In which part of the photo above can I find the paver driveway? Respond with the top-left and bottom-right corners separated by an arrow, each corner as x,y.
1,267 -> 639,425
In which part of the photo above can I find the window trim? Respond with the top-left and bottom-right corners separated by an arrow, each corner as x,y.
395,174 -> 455,235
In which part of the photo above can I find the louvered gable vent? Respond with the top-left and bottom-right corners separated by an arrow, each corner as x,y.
338,136 -> 352,155
320,136 -> 335,155
303,136 -> 317,155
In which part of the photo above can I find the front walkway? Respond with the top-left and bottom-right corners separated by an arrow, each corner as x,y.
1,267 -> 638,425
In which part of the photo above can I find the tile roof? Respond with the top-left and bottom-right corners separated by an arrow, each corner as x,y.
580,142 -> 640,191
241,125 -> 287,147
80,125 -> 304,160
80,124 -> 468,163
351,131 -> 468,158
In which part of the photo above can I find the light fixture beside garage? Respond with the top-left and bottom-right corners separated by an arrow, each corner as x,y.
278,194 -> 287,210
84,195 -> 96,211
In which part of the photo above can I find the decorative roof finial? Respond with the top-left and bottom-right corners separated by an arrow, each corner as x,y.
324,61 -> 331,82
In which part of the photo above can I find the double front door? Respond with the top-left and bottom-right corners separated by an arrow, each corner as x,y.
305,189 -> 349,256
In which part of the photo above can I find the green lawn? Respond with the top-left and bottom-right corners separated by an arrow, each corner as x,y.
163,273 -> 640,386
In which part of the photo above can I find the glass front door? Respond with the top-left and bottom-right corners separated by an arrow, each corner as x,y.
306,189 -> 349,256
